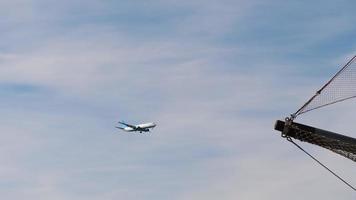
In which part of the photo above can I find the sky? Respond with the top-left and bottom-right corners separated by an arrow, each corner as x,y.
0,0 -> 355,199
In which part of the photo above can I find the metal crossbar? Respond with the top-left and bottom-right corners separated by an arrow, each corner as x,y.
275,120 -> 356,162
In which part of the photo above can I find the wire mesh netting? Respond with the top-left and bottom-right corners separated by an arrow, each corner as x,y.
295,55 -> 356,116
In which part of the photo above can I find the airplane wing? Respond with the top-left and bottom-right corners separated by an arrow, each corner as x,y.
118,121 -> 137,129
115,126 -> 124,130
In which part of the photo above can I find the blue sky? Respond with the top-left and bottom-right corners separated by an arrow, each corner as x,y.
0,0 -> 355,199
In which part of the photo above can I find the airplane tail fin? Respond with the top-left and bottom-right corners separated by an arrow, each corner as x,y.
118,121 -> 129,127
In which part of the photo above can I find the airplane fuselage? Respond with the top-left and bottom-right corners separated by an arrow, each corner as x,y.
137,122 -> 156,129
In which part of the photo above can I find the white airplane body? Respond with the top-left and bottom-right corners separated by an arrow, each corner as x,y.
116,121 -> 156,133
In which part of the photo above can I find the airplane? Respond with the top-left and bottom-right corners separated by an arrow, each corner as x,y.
116,121 -> 156,133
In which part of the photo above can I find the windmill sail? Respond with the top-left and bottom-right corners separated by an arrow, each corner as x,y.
275,55 -> 356,162
275,55 -> 356,190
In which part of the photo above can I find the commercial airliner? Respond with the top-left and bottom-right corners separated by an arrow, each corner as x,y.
116,121 -> 156,133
